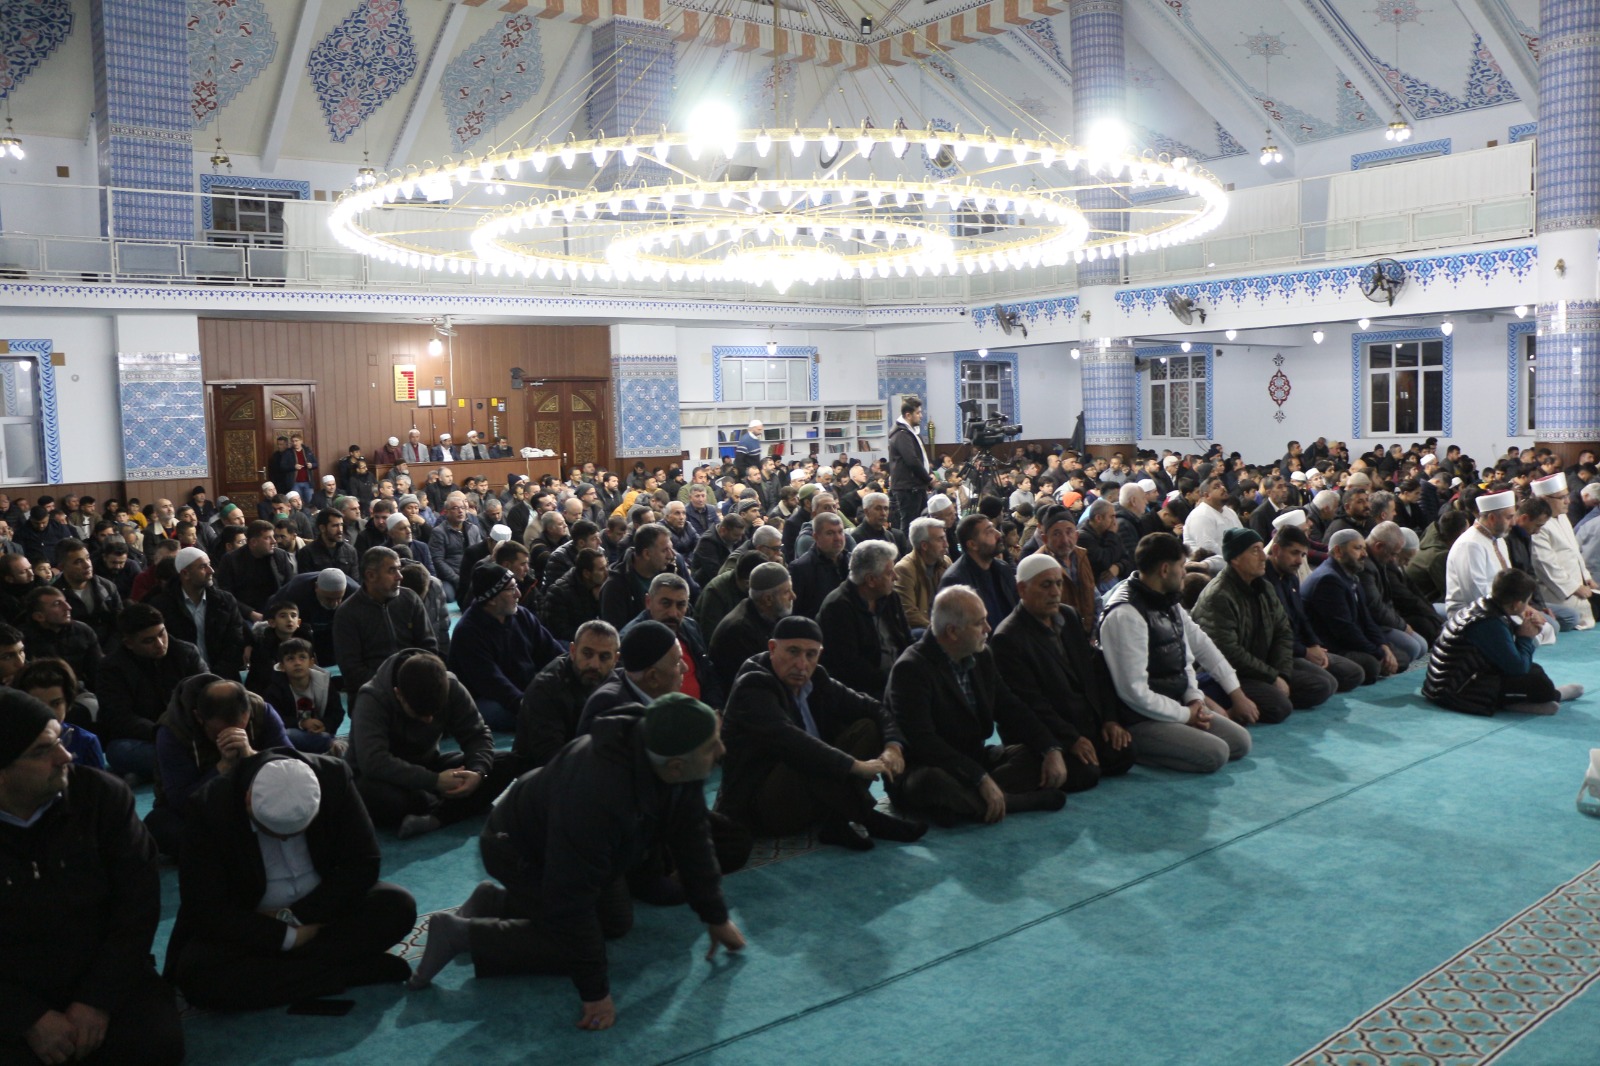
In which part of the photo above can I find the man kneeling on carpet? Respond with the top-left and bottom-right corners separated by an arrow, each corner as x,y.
1421,568 -> 1584,716
885,586 -> 1070,824
407,693 -> 746,1033
166,750 -> 417,1010
717,614 -> 926,851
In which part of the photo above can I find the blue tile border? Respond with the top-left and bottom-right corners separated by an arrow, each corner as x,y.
1508,122 -> 1537,143
1350,138 -> 1453,170
198,174 -> 311,232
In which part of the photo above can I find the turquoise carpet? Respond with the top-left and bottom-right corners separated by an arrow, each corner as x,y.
138,633 -> 1600,1065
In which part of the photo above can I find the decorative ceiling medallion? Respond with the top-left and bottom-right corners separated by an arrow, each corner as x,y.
307,0 -> 418,143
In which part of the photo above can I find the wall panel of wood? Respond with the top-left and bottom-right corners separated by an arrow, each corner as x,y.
166,319 -> 613,499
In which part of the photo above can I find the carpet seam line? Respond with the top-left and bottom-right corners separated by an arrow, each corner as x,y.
652,718 -> 1521,1066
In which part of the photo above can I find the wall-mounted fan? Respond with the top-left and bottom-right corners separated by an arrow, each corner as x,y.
1165,291 -> 1206,325
993,305 -> 1029,338
1360,258 -> 1407,305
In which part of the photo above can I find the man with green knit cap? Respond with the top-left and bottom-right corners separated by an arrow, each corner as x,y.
406,692 -> 745,1032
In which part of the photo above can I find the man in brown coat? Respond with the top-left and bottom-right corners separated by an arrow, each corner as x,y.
893,517 -> 950,633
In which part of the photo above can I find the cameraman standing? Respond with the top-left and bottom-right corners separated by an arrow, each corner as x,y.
889,397 -> 934,536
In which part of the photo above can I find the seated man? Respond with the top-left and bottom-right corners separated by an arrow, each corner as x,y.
264,567 -> 356,669
406,695 -> 746,1036
990,553 -> 1135,793
816,540 -> 912,698
1529,472 -> 1598,630
1302,529 -> 1412,683
620,573 -> 722,709
52,539 -> 123,651
938,515 -> 1018,630
214,519 -> 295,618
719,613 -> 923,849
789,511 -> 851,619
14,657 -> 104,770
696,549 -> 765,644
893,516 -> 951,634
576,620 -> 685,733
346,649 -> 520,839
332,546 -> 438,695
1261,526 -> 1367,693
145,676 -> 292,859
886,586 -> 1069,824
540,546 -> 608,642
691,512 -> 747,588
19,585 -> 101,696
447,565 -> 563,732
1361,522 -> 1441,652
1099,533 -> 1259,774
514,621 -> 620,770
0,691 -> 184,1066
1422,569 -> 1584,716
96,603 -> 203,783
166,751 -> 417,1010
147,546 -> 251,680
1191,528 -> 1336,722
852,491 -> 911,557
709,562 -> 794,693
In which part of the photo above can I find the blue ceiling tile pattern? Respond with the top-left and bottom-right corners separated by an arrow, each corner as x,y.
0,0 -> 74,99
308,0 -> 418,143
187,0 -> 278,125
442,12 -> 544,152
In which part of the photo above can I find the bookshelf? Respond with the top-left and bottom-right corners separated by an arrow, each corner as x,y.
680,401 -> 890,464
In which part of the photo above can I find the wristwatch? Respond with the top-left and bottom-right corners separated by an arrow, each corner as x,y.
276,908 -> 302,927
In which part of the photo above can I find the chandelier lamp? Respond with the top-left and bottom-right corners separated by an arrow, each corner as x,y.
329,124 -> 1229,294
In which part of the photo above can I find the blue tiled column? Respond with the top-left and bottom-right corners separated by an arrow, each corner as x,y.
1082,343 -> 1136,448
1070,0 -> 1126,290
1532,0 -> 1600,447
91,0 -> 195,241
588,19 -> 675,188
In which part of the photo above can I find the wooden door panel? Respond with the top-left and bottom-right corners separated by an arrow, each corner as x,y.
523,379 -> 611,469
211,384 -> 266,510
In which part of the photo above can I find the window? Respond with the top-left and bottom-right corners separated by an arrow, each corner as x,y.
1367,339 -> 1445,435
206,189 -> 293,247
719,357 -> 810,402
1521,331 -> 1538,435
0,358 -> 43,484
958,357 -> 1016,437
1148,355 -> 1208,438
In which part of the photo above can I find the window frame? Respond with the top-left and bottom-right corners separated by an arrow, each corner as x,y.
1352,328 -> 1453,440
1141,345 -> 1211,441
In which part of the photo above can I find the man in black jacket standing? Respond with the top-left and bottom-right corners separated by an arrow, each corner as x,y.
406,694 -> 747,1033
990,553 -> 1134,793
719,616 -> 923,849
888,396 -> 933,536
887,586 -> 1068,824
0,691 -> 184,1066
166,750 -> 416,1009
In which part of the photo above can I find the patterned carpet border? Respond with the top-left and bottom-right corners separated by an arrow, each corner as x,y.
1290,858 -> 1600,1066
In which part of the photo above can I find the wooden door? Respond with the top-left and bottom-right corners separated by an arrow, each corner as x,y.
526,380 -> 609,470
209,382 -> 318,510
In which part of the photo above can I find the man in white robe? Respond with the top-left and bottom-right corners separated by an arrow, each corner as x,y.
1447,489 -> 1556,643
1530,472 -> 1597,631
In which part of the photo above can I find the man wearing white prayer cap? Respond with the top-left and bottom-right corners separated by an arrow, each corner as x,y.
1444,489 -> 1551,638
1528,472 -> 1597,629
165,751 -> 418,1011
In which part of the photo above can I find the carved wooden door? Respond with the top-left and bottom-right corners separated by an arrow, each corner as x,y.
210,382 -> 318,510
526,380 -> 609,470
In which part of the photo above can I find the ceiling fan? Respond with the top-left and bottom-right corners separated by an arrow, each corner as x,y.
993,304 -> 1028,338
1359,258 -> 1407,306
1165,290 -> 1207,325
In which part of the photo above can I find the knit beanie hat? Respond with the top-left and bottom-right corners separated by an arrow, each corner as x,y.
772,615 -> 824,643
0,690 -> 57,769
471,564 -> 516,605
643,693 -> 717,757
1221,527 -> 1263,563
620,620 -> 679,672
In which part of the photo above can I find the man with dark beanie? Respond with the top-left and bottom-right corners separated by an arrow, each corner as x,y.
0,690 -> 184,1065
405,693 -> 746,1034
719,615 -> 925,850
577,619 -> 685,732
448,564 -> 563,732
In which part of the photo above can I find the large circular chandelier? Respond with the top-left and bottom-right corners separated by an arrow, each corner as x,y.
331,96 -> 1227,294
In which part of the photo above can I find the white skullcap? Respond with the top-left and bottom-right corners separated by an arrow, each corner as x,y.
439,432 -> 452,440
1420,453 -> 1437,466
249,759 -> 321,836
285,491 -> 300,501
1451,477 -> 1463,488
1477,489 -> 1515,513
748,419 -> 762,429
1328,528 -> 1363,549
1017,552 -> 1062,583
388,436 -> 400,446
1532,472 -> 1568,497
789,469 -> 807,483
1401,527 -> 1420,551
175,546 -> 209,572
1271,508 -> 1306,531
1290,471 -> 1308,483
1137,479 -> 1158,493
490,523 -> 512,543
316,568 -> 347,592
926,494 -> 954,514
386,512 -> 410,531
1163,455 -> 1179,466
1166,490 -> 1183,503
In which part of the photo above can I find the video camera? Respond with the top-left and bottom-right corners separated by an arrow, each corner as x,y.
958,398 -> 1023,450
